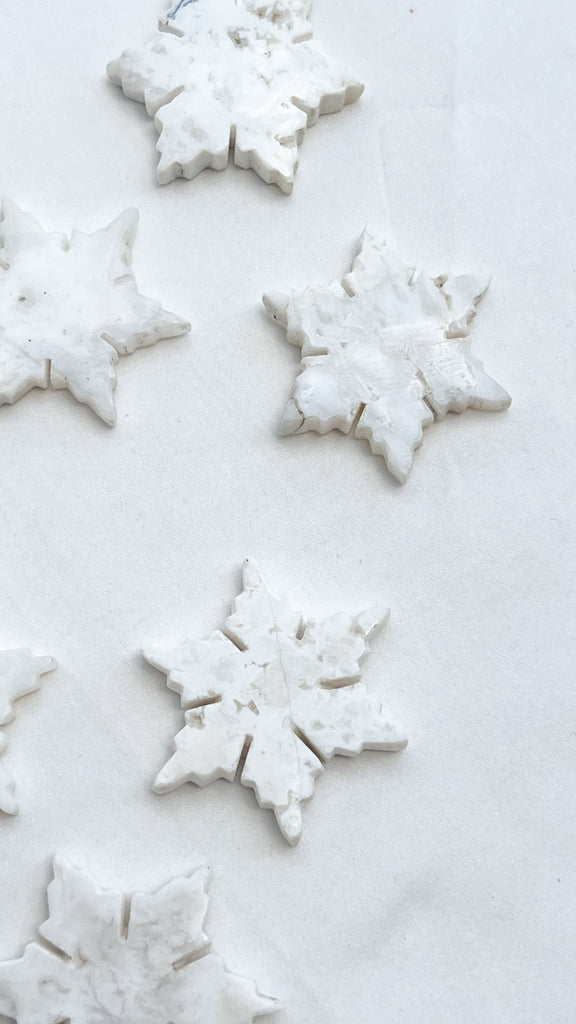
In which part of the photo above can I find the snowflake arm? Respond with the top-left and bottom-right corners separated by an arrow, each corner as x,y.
224,560 -> 303,655
145,559 -> 406,844
154,701 -> 322,844
292,682 -> 405,759
300,605 -> 389,686
241,716 -> 322,844
0,857 -> 277,1024
166,954 -> 276,1024
263,228 -> 511,482
146,630 -> 249,709
128,866 -> 211,964
293,608 -> 405,759
0,649 -> 55,815
0,200 -> 190,424
155,92 -> 235,185
69,208 -> 188,357
107,0 -> 363,193
0,942 -> 71,1024
154,704 -> 249,789
39,856 -> 124,961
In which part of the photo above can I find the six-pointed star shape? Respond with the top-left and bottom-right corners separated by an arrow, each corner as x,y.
0,856 -> 276,1024
0,199 -> 189,424
145,560 -> 406,845
107,0 -> 363,193
263,228 -> 511,482
0,648 -> 56,815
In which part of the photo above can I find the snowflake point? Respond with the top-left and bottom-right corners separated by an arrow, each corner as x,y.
378,728 -> 408,752
142,642 -> 167,672
275,803 -> 303,846
153,759 -> 181,793
1,196 -> 28,225
36,654 -> 57,675
254,991 -> 280,1017
242,557 -> 265,590
278,397 -> 304,436
354,603 -> 390,639
262,291 -> 289,328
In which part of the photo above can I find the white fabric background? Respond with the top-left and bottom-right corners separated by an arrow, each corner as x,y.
0,0 -> 574,1020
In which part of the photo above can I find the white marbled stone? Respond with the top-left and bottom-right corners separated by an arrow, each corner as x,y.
144,559 -> 406,845
263,228 -> 511,482
0,199 -> 190,424
0,648 -> 55,815
0,856 -> 276,1024
107,0 -> 363,193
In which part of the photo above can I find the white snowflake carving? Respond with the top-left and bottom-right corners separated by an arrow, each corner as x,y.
0,199 -> 190,424
0,648 -> 55,815
0,856 -> 277,1024
144,560 -> 406,845
263,228 -> 511,482
107,0 -> 363,193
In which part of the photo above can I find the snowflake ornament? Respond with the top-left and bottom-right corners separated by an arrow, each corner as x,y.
0,856 -> 277,1024
263,228 -> 511,482
145,560 -> 406,845
107,0 -> 363,193
0,648 -> 55,815
0,199 -> 190,424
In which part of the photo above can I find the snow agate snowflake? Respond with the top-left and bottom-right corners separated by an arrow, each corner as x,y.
0,648 -> 55,815
107,0 -> 363,192
0,200 -> 189,424
264,228 -> 511,482
0,856 -> 277,1024
145,560 -> 406,845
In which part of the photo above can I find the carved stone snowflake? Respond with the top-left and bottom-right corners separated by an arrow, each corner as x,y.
0,856 -> 277,1024
0,648 -> 55,815
263,228 -> 511,482
145,560 -> 406,845
107,0 -> 363,193
0,199 -> 190,424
